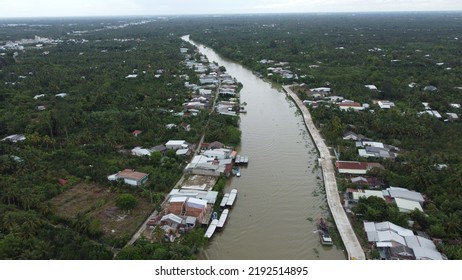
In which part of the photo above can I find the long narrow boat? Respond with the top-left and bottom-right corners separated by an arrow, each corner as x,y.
220,193 -> 229,208
225,189 -> 238,207
204,219 -> 219,238
217,209 -> 229,228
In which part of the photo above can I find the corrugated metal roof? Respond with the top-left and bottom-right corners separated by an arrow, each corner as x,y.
388,187 -> 424,203
169,196 -> 187,203
161,213 -> 183,225
395,197 -> 423,212
187,197 -> 207,208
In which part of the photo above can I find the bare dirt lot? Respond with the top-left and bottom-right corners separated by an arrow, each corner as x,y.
50,182 -> 154,239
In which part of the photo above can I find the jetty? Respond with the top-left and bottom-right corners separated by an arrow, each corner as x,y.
283,85 -> 365,260
204,219 -> 219,238
225,189 -> 238,207
217,209 -> 229,228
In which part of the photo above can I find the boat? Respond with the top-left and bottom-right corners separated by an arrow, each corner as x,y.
204,219 -> 219,238
233,167 -> 241,177
217,209 -> 229,228
317,217 -> 333,246
225,189 -> 238,207
220,193 -> 229,207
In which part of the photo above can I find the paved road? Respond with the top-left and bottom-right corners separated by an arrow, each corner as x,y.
283,85 -> 366,260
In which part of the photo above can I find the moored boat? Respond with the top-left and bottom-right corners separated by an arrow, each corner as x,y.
317,217 -> 333,246
225,189 -> 237,207
204,219 -> 219,238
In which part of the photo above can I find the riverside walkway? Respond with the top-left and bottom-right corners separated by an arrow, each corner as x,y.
283,85 -> 366,260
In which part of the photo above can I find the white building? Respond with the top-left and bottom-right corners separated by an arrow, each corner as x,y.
166,140 -> 189,150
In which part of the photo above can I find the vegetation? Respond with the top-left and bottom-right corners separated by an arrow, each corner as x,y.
0,16 -> 239,259
2,12 -> 462,259
185,12 -> 462,259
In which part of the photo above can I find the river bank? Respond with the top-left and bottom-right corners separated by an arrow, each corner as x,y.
282,85 -> 366,260
184,36 -> 346,260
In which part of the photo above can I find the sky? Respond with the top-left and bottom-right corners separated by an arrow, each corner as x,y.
0,0 -> 461,18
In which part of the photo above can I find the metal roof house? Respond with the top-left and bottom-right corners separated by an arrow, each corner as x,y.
364,221 -> 445,260
336,161 -> 384,175
107,169 -> 149,186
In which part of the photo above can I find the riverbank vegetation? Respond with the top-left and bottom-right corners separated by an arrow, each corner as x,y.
2,12 -> 462,259
186,12 -> 462,259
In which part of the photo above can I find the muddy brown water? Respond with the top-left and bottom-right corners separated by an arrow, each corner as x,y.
183,35 -> 346,260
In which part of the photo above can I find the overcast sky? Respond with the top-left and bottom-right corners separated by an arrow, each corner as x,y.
0,0 -> 461,18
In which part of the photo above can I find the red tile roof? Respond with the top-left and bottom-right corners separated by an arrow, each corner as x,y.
117,169 -> 148,181
132,130 -> 142,135
336,161 -> 384,170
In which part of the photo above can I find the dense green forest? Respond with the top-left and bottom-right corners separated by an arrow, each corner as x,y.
0,17 -> 238,259
184,13 -> 462,259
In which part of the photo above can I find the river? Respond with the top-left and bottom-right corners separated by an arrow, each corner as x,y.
182,35 -> 346,260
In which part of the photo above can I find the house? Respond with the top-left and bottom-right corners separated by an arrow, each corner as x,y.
37,105 -> 47,111
184,155 -> 230,177
348,189 -> 385,203
185,101 -> 205,110
364,221 -> 444,260
33,94 -> 46,99
446,113 -> 459,121
338,101 -> 364,111
199,88 -> 212,96
165,140 -> 188,150
180,48 -> 188,54
342,131 -> 371,141
107,169 -> 149,186
1,134 -> 26,143
125,74 -> 138,79
131,147 -> 151,157
365,85 -> 378,90
176,148 -> 190,156
377,100 -> 395,109
350,176 -> 384,188
132,130 -> 142,137
165,123 -> 177,130
167,196 -> 187,215
55,93 -> 67,98
356,141 -> 399,159
204,141 -> 224,150
384,186 -> 425,204
185,197 -> 207,220
424,85 -> 438,92
148,145 -> 165,155
203,148 -> 232,160
336,161 -> 384,175
311,87 -> 331,92
327,96 -> 344,102
394,197 -> 423,213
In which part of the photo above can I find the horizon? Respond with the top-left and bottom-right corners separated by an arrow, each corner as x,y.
1,0 -> 462,19
1,10 -> 462,21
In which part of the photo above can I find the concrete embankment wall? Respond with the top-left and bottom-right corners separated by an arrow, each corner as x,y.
282,85 -> 366,260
